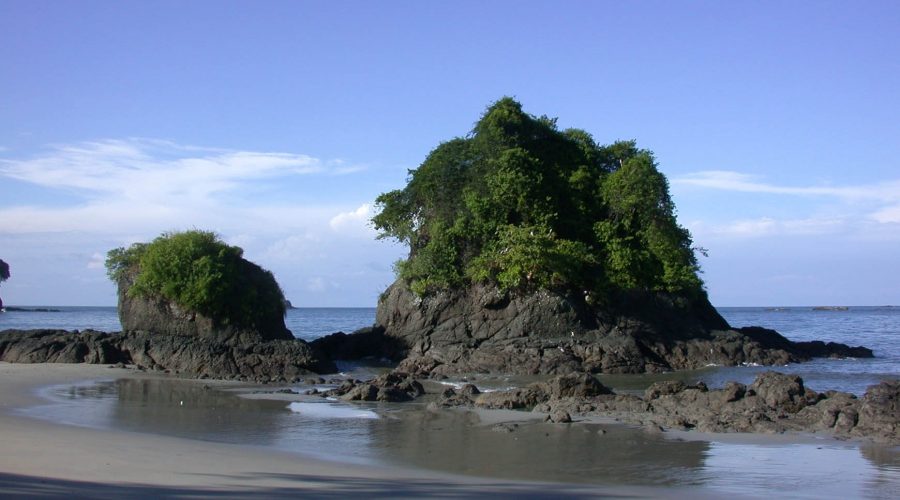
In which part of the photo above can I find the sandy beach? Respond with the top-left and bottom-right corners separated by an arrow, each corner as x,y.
0,362 -> 713,499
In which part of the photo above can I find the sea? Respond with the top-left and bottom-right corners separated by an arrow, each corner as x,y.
0,306 -> 375,343
3,305 -> 899,497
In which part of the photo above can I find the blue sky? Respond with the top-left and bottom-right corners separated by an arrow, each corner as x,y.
1,0 -> 898,307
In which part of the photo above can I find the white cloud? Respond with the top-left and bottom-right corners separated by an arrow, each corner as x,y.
673,170 -> 900,202
0,138 -> 405,306
690,216 -> 848,239
263,233 -> 322,261
329,203 -> 374,235
0,138 -> 370,236
871,204 -> 900,224
0,138 -> 324,203
86,252 -> 105,270
674,170 -> 900,235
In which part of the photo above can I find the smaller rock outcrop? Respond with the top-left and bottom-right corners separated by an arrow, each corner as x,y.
108,230 -> 295,346
117,272 -> 294,345
323,371 -> 425,402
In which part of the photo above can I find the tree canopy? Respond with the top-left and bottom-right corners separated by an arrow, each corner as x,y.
106,230 -> 285,329
373,97 -> 703,298
0,259 -> 9,284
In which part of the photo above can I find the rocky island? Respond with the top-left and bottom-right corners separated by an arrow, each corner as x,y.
313,98 -> 872,377
1,230 -> 334,380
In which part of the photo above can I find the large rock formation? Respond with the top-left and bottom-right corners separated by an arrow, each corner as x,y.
315,280 -> 872,376
0,329 -> 335,382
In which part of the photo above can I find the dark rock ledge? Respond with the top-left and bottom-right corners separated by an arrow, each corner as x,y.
433,371 -> 900,445
306,366 -> 898,444
0,329 -> 335,382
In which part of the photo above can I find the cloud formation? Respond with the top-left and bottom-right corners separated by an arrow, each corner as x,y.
0,138 -> 367,235
0,138 -> 404,306
673,170 -> 900,204
0,139 -> 323,200
329,203 -> 374,235
687,216 -> 847,239
673,170 -> 900,237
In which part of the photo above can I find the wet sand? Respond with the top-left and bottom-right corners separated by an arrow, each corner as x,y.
0,362 -> 708,498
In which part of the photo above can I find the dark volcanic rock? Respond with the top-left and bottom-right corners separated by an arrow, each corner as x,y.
749,371 -> 811,412
310,326 -> 406,361
540,372 -> 613,399
326,371 -> 425,403
470,373 -> 612,410
0,329 -> 335,382
547,410 -> 572,423
474,387 -> 547,410
363,279 -> 872,376
0,329 -> 127,364
644,381 -> 688,400
446,371 -> 899,444
854,380 -> 900,439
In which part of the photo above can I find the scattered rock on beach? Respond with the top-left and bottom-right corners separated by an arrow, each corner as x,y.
547,410 -> 572,423
326,371 -> 425,403
453,371 -> 899,444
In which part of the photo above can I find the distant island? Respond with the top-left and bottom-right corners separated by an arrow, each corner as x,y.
3,307 -> 62,313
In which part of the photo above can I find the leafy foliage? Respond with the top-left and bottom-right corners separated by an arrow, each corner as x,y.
373,97 -> 703,297
0,259 -> 9,284
106,230 -> 285,328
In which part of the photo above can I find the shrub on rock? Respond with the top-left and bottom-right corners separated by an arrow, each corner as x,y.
106,230 -> 292,343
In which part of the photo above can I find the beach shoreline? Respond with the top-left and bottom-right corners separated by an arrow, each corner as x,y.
2,362 -> 897,498
1,362 -> 713,498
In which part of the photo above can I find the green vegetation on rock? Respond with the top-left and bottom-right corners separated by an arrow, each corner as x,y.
0,258 -> 9,307
0,259 -> 9,284
373,97 -> 703,297
105,230 -> 286,329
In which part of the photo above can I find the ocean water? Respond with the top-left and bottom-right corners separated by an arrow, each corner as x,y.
0,306 -> 376,341
715,307 -> 899,395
